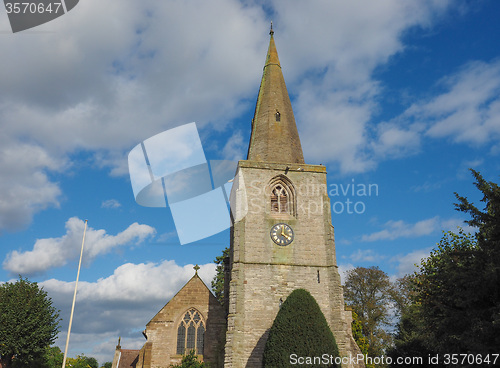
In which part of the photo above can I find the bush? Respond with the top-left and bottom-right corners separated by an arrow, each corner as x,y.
263,289 -> 339,368
169,350 -> 209,368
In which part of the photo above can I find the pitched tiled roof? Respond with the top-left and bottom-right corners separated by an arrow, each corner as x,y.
117,349 -> 139,368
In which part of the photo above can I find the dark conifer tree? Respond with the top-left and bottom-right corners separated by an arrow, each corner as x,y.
263,289 -> 339,368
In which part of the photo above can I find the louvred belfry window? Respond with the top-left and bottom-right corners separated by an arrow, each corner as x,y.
271,185 -> 288,213
269,176 -> 295,217
176,309 -> 205,355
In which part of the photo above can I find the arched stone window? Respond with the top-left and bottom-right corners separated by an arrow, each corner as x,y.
176,309 -> 205,355
271,185 -> 288,213
269,176 -> 295,217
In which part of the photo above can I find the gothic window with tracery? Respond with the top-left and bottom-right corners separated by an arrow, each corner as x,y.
176,309 -> 205,355
269,176 -> 296,216
271,185 -> 289,213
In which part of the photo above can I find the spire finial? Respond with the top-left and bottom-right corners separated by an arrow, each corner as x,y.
194,264 -> 200,275
270,21 -> 274,35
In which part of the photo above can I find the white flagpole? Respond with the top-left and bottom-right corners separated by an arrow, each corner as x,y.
62,219 -> 88,368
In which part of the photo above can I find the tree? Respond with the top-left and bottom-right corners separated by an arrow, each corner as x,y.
418,230 -> 488,353
263,289 -> 339,368
343,266 -> 392,357
169,350 -> 209,368
390,274 -> 416,321
455,169 -> 500,252
388,302 -> 445,368
351,311 -> 372,367
211,247 -> 229,305
455,168 -> 500,347
100,362 -> 112,368
44,346 -> 64,368
66,354 -> 99,368
390,170 -> 500,364
414,170 -> 500,355
388,275 -> 446,368
0,277 -> 60,368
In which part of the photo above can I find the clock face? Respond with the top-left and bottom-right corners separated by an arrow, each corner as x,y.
270,223 -> 294,246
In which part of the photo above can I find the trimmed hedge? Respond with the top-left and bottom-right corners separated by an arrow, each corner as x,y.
263,289 -> 340,367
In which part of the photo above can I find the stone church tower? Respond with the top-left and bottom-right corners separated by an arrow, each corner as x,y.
224,27 -> 364,367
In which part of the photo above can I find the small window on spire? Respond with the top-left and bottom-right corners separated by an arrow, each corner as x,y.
275,110 -> 281,122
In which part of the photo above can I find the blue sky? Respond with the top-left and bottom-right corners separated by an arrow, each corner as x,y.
1,0 -> 500,364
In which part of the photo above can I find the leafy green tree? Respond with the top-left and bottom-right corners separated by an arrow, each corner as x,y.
390,274 -> 416,321
210,247 -> 229,304
343,266 -> 392,358
388,302 -> 445,368
415,170 -> 500,355
388,275 -> 446,368
100,362 -> 112,368
263,289 -> 339,368
417,230 -> 486,353
169,350 -> 209,367
83,356 -> 98,368
66,354 -> 98,368
454,168 -> 500,349
390,170 -> 500,365
0,277 -> 60,368
351,310 -> 373,368
44,346 -> 64,368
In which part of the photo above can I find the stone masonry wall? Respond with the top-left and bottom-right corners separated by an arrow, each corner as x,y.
225,161 -> 364,368
145,276 -> 226,368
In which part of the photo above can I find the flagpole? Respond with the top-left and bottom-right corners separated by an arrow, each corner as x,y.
62,219 -> 88,368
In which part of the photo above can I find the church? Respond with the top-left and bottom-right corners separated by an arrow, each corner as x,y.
112,26 -> 364,368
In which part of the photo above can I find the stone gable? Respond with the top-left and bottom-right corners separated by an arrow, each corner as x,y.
113,274 -> 226,368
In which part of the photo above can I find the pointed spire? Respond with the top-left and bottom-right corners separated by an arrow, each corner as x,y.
247,26 -> 305,164
266,22 -> 280,68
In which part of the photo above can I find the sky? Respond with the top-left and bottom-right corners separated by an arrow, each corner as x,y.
1,0 -> 500,364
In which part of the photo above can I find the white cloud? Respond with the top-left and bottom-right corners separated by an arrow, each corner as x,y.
400,60 -> 500,145
280,0 -> 454,172
42,260 -> 215,304
42,260 -> 216,363
0,0 -> 489,232
370,122 -> 424,158
347,249 -> 385,263
0,141 -> 63,231
411,180 -> 445,193
101,199 -> 122,209
338,263 -> 355,285
361,216 -> 467,242
0,0 -> 267,230
392,247 -> 433,277
3,217 -> 155,275
361,217 -> 440,241
222,131 -> 246,161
